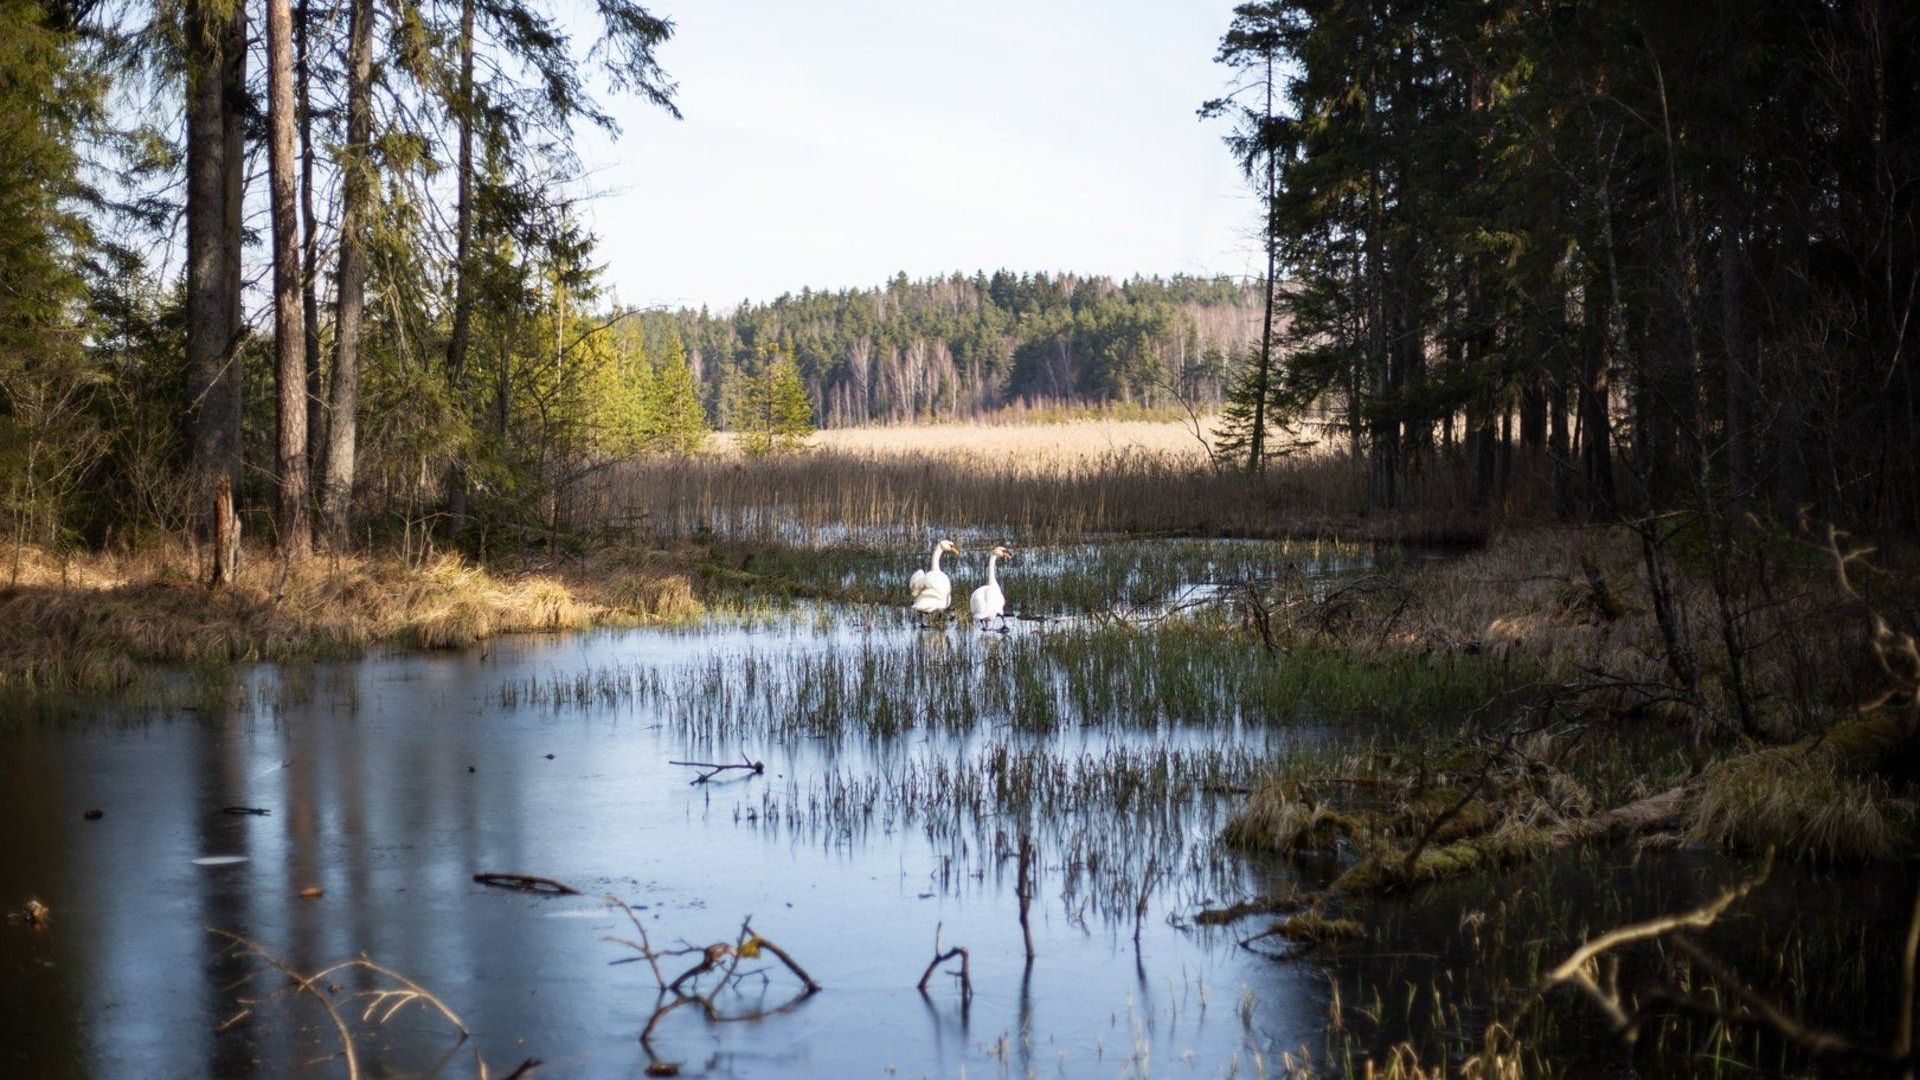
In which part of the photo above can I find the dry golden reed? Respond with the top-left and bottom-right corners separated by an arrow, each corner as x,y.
0,544 -> 607,694
576,418 -> 1518,545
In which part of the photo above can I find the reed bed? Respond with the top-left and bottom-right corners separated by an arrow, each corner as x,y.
500,621 -> 1517,739
573,443 -> 1523,547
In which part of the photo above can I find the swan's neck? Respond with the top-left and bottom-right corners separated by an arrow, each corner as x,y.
929,546 -> 944,574
985,553 -> 999,586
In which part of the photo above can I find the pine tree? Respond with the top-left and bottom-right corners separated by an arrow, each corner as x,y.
643,334 -> 708,454
734,347 -> 815,456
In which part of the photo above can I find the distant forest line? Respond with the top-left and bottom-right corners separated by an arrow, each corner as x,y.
622,272 -> 1265,428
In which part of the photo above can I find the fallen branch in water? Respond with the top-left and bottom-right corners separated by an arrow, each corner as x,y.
668,753 -> 764,784
1529,859 -> 1917,1072
472,872 -> 580,895
475,1052 -> 542,1080
1193,890 -> 1306,926
604,914 -> 821,1071
916,923 -> 972,1001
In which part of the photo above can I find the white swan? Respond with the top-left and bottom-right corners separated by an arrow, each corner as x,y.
909,538 -> 960,619
969,546 -> 1013,631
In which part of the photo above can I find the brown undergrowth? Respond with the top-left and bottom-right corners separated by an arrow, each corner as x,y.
1219,524 -> 1920,912
0,541 -> 708,696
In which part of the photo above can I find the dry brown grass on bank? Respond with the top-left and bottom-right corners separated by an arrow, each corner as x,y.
1223,526 -> 1920,870
1261,526 -> 1880,737
0,543 -> 703,696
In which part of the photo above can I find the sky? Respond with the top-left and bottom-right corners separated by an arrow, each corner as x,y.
564,0 -> 1261,312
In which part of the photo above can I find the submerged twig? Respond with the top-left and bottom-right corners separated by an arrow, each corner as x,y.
472,872 -> 580,895
668,753 -> 765,784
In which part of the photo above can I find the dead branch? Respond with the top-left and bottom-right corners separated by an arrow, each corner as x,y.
474,1049 -> 542,1080
628,918 -> 822,1069
472,872 -> 580,895
1534,862 -> 1918,1070
603,894 -> 669,988
1540,865 -> 1767,1034
916,923 -> 972,1001
668,753 -> 765,784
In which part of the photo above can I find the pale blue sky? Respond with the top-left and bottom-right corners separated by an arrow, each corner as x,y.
567,0 -> 1260,311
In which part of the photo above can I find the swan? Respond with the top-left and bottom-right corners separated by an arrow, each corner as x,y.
969,546 -> 1014,631
909,538 -> 960,620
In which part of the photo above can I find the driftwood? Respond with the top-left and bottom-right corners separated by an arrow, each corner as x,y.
472,872 -> 580,895
1532,862 -> 1920,1074
668,754 -> 765,784
600,906 -> 820,1071
916,923 -> 972,1001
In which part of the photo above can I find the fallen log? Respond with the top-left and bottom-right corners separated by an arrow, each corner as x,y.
472,872 -> 580,895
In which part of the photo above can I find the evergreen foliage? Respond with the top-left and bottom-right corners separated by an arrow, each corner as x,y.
730,346 -> 816,456
632,272 -> 1261,427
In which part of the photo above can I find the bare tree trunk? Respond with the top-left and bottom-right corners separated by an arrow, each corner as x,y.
267,0 -> 311,558
1247,51 -> 1275,473
1719,173 -> 1754,508
321,0 -> 374,547
444,0 -> 475,529
297,0 -> 324,489
185,0 -> 245,496
211,474 -> 241,587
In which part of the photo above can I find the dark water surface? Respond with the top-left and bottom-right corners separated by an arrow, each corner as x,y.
1,614 -> 1321,1079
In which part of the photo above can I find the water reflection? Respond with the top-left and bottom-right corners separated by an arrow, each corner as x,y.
1,617 -> 1321,1079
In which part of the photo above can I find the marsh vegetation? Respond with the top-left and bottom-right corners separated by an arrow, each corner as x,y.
6,506 -> 1916,1079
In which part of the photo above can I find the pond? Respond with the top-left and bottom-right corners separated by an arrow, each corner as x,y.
1,539 -> 1899,1078
0,541 -> 1337,1079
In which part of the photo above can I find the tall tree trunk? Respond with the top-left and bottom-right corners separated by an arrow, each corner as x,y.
1549,285 -> 1575,520
444,0 -> 476,527
1247,52 -> 1276,474
1579,265 -> 1616,521
297,0 -> 324,489
1520,377 -> 1546,449
1582,119 -> 1620,521
1719,172 -> 1754,508
267,0 -> 311,558
321,0 -> 374,546
185,0 -> 245,495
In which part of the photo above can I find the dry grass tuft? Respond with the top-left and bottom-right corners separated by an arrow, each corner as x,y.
1273,911 -> 1365,943
1685,749 -> 1908,862
0,544 -> 608,695
1222,783 -> 1363,855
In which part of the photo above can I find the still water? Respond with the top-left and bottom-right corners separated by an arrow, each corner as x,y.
1,611 -> 1325,1079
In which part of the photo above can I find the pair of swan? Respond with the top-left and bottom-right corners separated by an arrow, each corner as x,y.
909,538 -> 1014,630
